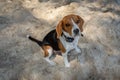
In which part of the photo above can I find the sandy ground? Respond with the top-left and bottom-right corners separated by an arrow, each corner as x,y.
0,0 -> 120,80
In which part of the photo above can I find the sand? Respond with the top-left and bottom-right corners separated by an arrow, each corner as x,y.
0,0 -> 120,80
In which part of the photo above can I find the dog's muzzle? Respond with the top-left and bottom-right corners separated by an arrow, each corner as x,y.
73,29 -> 79,35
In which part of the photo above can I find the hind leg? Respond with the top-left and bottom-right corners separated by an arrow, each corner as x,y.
43,46 -> 56,65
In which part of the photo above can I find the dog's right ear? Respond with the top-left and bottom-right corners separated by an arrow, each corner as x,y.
56,21 -> 63,38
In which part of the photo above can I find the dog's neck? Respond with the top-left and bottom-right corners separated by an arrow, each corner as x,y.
62,33 -> 74,42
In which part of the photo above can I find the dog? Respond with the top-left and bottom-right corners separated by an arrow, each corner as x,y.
27,14 -> 84,67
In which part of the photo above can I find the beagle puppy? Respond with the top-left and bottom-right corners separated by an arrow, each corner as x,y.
27,14 -> 84,67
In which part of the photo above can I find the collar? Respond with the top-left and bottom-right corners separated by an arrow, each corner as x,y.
62,33 -> 74,42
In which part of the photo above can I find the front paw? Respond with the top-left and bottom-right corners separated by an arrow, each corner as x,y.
50,61 -> 56,65
75,47 -> 81,53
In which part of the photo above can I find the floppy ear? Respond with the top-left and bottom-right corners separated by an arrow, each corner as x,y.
77,15 -> 84,32
56,21 -> 63,38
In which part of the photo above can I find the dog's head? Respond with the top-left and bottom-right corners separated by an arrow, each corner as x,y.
56,14 -> 84,38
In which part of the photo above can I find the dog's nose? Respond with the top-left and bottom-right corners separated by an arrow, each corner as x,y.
73,29 -> 79,35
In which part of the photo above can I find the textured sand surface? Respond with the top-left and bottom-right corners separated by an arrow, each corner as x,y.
0,0 -> 120,80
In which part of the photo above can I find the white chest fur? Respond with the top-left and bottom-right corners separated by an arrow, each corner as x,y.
59,35 -> 81,67
60,36 -> 80,52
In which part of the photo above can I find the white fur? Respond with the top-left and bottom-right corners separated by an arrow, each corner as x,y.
71,19 -> 81,37
44,48 -> 56,65
60,19 -> 82,67
60,35 -> 81,67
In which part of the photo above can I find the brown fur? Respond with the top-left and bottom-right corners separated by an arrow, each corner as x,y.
42,45 -> 53,57
76,15 -> 84,32
58,40 -> 66,53
56,21 -> 63,38
56,14 -> 84,38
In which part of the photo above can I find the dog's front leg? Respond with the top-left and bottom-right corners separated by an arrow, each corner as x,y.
75,46 -> 82,62
75,46 -> 81,54
75,46 -> 85,64
62,52 -> 70,67
74,36 -> 81,54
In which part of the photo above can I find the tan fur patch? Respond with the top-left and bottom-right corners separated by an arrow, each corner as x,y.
56,21 -> 63,38
42,45 -> 53,57
58,40 -> 66,53
76,15 -> 84,32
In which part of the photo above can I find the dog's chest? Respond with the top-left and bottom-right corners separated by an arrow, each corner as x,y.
66,42 -> 75,50
60,37 -> 79,51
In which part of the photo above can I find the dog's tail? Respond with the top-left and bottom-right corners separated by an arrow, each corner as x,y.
27,35 -> 43,47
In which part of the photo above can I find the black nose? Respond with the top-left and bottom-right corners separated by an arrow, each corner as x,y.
73,29 -> 79,35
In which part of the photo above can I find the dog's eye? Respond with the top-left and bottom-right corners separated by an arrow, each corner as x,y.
76,20 -> 80,24
65,23 -> 70,27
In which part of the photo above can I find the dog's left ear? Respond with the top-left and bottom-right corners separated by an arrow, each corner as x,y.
77,15 -> 84,32
56,21 -> 63,38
